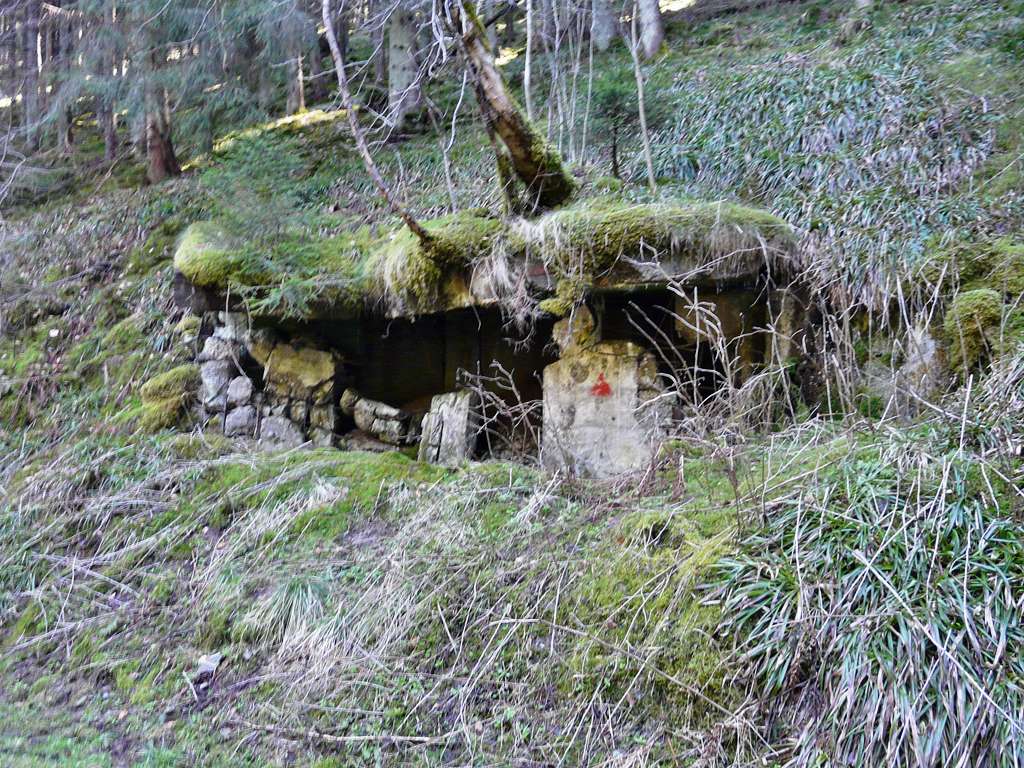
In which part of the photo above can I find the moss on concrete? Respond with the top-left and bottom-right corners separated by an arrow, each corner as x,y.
174,198 -> 791,320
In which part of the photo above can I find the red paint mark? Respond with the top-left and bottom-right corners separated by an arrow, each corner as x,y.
591,372 -> 612,397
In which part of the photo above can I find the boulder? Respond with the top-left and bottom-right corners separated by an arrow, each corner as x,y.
552,306 -> 598,356
226,376 -> 253,408
263,342 -> 338,404
418,390 -> 480,465
542,339 -> 671,478
213,312 -> 248,343
224,405 -> 257,437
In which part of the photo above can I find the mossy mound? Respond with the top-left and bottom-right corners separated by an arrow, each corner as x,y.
138,364 -> 200,432
174,198 -> 793,320
519,198 -> 795,314
943,289 -> 1024,376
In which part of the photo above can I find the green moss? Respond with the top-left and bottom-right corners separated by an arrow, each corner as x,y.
173,221 -> 269,287
100,317 -> 146,353
139,364 -> 200,401
3,602 -> 43,651
926,237 -> 1024,295
373,209 -> 504,309
137,364 -> 200,432
127,218 -> 189,276
564,515 -> 735,724
174,198 -> 790,320
943,288 -> 1024,375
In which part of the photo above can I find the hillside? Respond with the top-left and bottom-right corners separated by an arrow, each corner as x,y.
2,0 -> 1024,765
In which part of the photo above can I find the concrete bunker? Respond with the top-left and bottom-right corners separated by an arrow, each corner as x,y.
173,198 -> 805,476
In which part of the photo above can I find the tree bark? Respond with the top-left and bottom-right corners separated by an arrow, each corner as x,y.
591,0 -> 619,52
146,111 -> 180,183
387,3 -> 421,133
286,52 -> 305,115
637,0 -> 664,59
55,2 -> 74,155
449,1 -> 576,214
524,0 -> 534,121
99,1 -> 119,162
145,78 -> 180,184
23,0 -> 40,151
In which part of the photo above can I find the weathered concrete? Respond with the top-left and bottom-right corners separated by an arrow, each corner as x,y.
418,390 -> 480,465
542,312 -> 671,477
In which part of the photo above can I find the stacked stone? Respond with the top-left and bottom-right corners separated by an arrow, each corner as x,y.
247,330 -> 339,449
198,312 -> 258,438
340,388 -> 420,446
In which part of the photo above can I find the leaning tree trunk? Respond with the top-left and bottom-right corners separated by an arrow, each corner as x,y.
387,3 -> 421,133
591,0 -> 619,52
637,0 -> 664,59
450,0 -> 575,214
22,0 -> 40,151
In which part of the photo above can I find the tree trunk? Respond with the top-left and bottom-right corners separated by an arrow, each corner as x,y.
592,0 -> 619,52
56,4 -> 74,155
100,1 -> 119,162
146,85 -> 180,184
450,1 -> 576,214
387,3 -> 421,133
371,0 -> 387,85
286,52 -> 305,115
480,0 -> 498,53
637,0 -> 664,59
524,0 -> 534,121
23,0 -> 40,151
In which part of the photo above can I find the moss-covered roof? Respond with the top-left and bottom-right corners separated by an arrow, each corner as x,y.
173,197 -> 796,320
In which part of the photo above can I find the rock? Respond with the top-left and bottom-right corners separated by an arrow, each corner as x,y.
213,312 -> 248,343
341,388 -> 416,446
309,427 -> 335,448
552,306 -> 598,356
263,342 -> 337,404
201,360 -> 236,412
173,315 -> 201,346
258,415 -> 306,450
197,335 -> 237,363
226,376 -> 253,408
308,404 -> 336,432
224,405 -> 257,437
246,328 -> 278,368
542,339 -> 671,478
418,390 -> 480,465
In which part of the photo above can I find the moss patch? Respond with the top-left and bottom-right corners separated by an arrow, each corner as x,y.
137,364 -> 200,433
943,288 -> 1024,376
